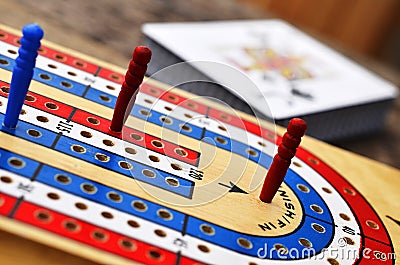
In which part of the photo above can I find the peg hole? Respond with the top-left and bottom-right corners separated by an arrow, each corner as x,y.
39,73 -> 51,80
165,177 -> 179,187
339,213 -> 351,221
119,161 -> 133,170
54,54 -> 66,61
327,258 -> 339,265
366,220 -> 379,230
297,184 -> 309,193
110,73 -> 121,81
298,238 -> 312,248
154,229 -> 167,238
312,223 -> 325,233
1,86 -> 9,93
74,60 -> 86,67
151,140 -> 164,148
310,204 -> 323,214
149,155 -> 160,162
80,131 -> 92,138
139,109 -> 151,116
91,230 -> 107,242
55,174 -> 71,184
148,250 -> 162,260
344,187 -> 356,196
343,237 -> 355,245
63,220 -> 80,232
27,129 -> 42,138
102,139 -> 114,147
35,210 -> 52,222
101,211 -> 114,219
119,239 -> 136,251
61,81 -> 72,88
107,192 -> 122,203
171,163 -> 182,171
274,243 -> 288,255
142,169 -> 156,178
47,192 -> 60,200
197,245 -> 210,253
45,102 -> 59,110
25,95 -> 36,102
246,149 -> 258,157
215,136 -> 227,145
75,202 -> 88,210
0,59 -> 9,65
130,133 -> 142,141
99,95 -> 111,102
157,209 -> 173,221
8,158 -> 25,168
36,116 -> 49,123
322,187 -> 332,194
87,117 -> 100,125
127,220 -> 140,228
174,148 -> 188,157
160,116 -> 173,125
200,224 -> 215,235
237,238 -> 252,249
81,183 -> 97,194
132,201 -> 147,212
0,176 -> 12,183
71,145 -> 86,153
125,147 -> 137,155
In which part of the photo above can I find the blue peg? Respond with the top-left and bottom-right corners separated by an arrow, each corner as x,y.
3,24 -> 43,128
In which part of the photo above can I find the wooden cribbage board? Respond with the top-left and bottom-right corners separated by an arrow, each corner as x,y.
0,24 -> 398,265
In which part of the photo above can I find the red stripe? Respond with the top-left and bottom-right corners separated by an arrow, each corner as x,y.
295,144 -> 391,245
0,192 -> 18,216
0,29 -> 98,74
208,108 -> 263,137
358,237 -> 394,264
141,84 -> 208,115
14,201 -> 176,264
71,109 -> 199,165
97,68 -> 124,84
0,81 -> 74,119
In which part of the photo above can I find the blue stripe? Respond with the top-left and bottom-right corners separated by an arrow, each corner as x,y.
54,136 -> 194,198
36,164 -> 186,231
0,113 -> 58,148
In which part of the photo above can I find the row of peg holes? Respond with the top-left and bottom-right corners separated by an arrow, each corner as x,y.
33,210 -> 163,260
1,86 -> 60,111
139,105 -> 268,149
84,116 -> 189,158
1,34 -> 123,83
71,142 -> 183,178
0,92 -> 187,174
69,145 -> 180,187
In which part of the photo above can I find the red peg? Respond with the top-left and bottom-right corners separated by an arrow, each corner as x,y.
110,46 -> 152,133
259,118 -> 307,203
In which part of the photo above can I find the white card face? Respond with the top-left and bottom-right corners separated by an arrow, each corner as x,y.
142,20 -> 398,119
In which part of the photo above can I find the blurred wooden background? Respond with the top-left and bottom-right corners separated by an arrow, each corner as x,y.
0,0 -> 398,168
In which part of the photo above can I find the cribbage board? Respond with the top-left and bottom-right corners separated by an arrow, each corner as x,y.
0,24 -> 399,265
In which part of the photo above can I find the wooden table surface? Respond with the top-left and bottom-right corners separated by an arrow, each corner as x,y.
0,0 -> 398,170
